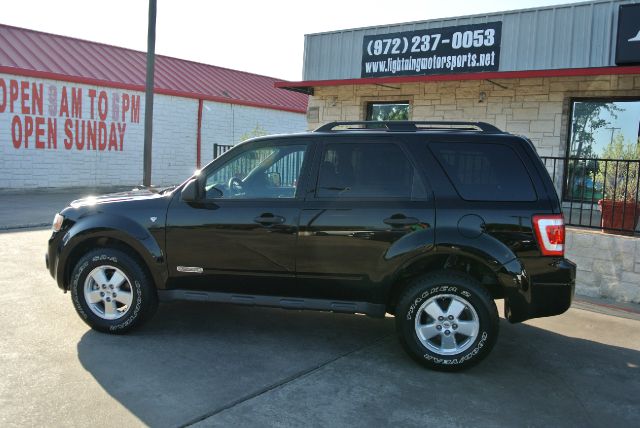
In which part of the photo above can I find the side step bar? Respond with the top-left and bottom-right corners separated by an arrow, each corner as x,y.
157,289 -> 387,318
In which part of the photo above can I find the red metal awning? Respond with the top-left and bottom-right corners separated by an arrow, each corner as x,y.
0,24 -> 308,113
275,65 -> 640,95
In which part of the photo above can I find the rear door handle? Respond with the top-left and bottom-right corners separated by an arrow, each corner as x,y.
383,214 -> 420,227
254,213 -> 285,226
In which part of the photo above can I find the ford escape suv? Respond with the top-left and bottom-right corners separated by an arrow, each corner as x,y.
46,121 -> 576,371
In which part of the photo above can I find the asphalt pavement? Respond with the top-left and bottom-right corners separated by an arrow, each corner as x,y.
1,191 -> 639,427
0,227 -> 639,428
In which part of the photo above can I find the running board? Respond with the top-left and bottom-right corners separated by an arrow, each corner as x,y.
157,290 -> 387,318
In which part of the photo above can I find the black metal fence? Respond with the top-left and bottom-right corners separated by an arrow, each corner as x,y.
540,156 -> 640,235
213,143 -> 234,159
210,143 -> 304,189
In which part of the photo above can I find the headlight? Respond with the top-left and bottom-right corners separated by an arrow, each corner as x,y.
52,213 -> 64,232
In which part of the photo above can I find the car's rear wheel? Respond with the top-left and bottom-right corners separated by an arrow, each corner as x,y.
395,271 -> 498,371
70,248 -> 158,333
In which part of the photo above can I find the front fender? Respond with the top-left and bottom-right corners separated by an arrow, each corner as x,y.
54,213 -> 167,291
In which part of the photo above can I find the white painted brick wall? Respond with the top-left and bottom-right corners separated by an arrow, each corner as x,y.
200,101 -> 308,165
0,72 -> 306,189
150,95 -> 198,186
0,73 -> 145,188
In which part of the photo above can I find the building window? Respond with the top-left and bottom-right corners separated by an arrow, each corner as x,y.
565,99 -> 640,202
366,101 -> 410,121
554,98 -> 640,235
569,99 -> 640,159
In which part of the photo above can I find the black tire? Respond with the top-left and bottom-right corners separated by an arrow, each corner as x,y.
395,271 -> 499,371
69,248 -> 158,334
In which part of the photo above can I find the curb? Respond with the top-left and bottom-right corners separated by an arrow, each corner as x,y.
575,298 -> 640,315
0,223 -> 50,231
572,296 -> 640,321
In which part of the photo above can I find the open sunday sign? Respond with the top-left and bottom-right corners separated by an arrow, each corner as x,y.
0,77 -> 141,152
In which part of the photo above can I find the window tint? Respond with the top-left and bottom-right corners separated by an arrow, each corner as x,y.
204,143 -> 307,199
430,142 -> 536,201
316,142 -> 424,199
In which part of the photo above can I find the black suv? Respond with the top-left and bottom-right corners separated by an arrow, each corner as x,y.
46,121 -> 575,371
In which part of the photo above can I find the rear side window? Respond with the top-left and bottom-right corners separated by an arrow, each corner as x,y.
430,142 -> 536,201
316,142 -> 425,199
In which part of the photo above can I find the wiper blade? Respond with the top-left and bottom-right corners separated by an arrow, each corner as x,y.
159,185 -> 177,194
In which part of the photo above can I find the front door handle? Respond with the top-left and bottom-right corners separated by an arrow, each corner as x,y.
384,214 -> 420,227
254,213 -> 285,226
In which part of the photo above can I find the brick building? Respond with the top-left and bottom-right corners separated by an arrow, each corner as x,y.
0,24 -> 308,189
277,0 -> 640,302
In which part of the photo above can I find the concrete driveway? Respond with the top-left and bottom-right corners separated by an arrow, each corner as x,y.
0,187 -> 131,230
0,227 -> 639,428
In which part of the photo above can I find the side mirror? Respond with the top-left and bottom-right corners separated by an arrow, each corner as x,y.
181,179 -> 199,202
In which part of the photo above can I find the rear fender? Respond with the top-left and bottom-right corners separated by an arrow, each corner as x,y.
386,229 -> 529,307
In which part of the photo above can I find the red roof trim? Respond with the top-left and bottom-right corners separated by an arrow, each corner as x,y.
275,66 -> 640,90
0,65 -> 307,114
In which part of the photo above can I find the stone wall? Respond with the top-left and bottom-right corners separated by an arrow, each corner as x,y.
306,74 -> 640,160
567,228 -> 640,303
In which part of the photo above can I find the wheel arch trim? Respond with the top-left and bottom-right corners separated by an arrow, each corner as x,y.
384,244 -> 528,311
56,214 -> 167,291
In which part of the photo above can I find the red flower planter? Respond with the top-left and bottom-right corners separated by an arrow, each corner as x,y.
598,199 -> 640,235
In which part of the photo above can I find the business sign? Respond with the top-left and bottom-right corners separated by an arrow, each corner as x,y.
0,76 -> 141,152
361,22 -> 501,78
616,4 -> 640,65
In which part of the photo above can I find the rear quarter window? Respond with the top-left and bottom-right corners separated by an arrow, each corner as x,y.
430,142 -> 537,202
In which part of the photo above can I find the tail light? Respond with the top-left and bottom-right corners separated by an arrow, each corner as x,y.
532,214 -> 565,256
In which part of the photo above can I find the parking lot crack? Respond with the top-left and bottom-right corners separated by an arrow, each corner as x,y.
179,333 -> 393,427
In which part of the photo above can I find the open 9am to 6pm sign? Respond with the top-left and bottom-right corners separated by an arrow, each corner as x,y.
0,76 -> 141,153
361,22 -> 502,78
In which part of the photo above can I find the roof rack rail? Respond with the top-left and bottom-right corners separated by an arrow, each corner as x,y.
314,121 -> 503,133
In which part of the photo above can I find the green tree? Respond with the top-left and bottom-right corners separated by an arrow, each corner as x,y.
239,124 -> 268,143
597,133 -> 640,201
570,102 -> 622,158
372,104 -> 409,121
375,106 -> 408,120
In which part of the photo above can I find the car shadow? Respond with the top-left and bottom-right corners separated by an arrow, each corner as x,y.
76,302 -> 394,427
76,304 -> 640,427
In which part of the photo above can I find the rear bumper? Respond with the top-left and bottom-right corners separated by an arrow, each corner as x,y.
503,258 -> 576,323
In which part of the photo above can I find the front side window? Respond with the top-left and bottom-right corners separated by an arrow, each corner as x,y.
315,142 -> 424,199
204,143 -> 307,199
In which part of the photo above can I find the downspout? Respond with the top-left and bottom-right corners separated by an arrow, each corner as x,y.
196,99 -> 203,168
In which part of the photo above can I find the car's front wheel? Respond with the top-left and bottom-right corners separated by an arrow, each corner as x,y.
69,248 -> 158,333
395,271 -> 499,371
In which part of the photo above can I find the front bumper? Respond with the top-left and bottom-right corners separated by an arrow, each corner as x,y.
46,230 -> 66,290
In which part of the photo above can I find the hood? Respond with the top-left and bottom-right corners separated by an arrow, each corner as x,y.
69,187 -> 172,208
